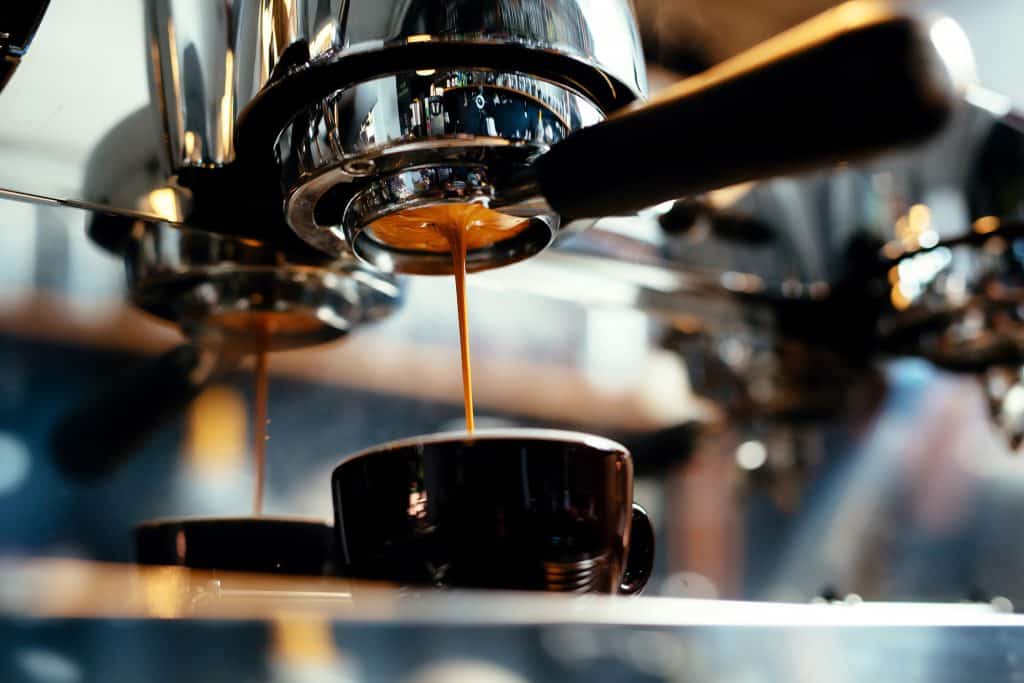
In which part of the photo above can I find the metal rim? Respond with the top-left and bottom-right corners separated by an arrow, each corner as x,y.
277,66 -> 601,270
347,213 -> 557,276
122,221 -> 403,352
336,428 -> 631,468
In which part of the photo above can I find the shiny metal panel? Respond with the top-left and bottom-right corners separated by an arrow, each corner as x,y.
80,102 -> 402,353
278,68 -> 603,266
146,0 -> 644,173
121,220 -> 403,352
339,0 -> 647,100
234,0 -> 347,105
146,0 -> 347,169
279,70 -> 605,181
146,0 -> 239,168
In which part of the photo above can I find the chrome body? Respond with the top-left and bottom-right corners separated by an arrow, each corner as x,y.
339,165 -> 561,274
86,109 -> 402,353
145,0 -> 347,169
279,69 -> 603,271
121,221 -> 402,353
145,0 -> 647,273
338,0 -> 646,96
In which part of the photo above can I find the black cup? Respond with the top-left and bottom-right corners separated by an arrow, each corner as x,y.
135,517 -> 334,576
331,429 -> 655,593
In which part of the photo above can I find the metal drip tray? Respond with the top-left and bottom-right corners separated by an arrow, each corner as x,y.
0,559 -> 1020,683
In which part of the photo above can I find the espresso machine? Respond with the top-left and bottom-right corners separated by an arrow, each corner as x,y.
2,0 -> 1024,681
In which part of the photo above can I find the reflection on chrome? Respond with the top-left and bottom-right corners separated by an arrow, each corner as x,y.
120,221 -> 403,352
279,68 -> 604,267
146,0 -> 347,168
145,0 -> 645,272
147,0 -> 643,172
280,69 -> 604,180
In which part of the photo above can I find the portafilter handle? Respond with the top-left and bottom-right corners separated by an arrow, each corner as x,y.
527,1 -> 963,220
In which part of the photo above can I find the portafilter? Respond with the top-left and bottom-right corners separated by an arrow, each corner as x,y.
264,1 -> 965,274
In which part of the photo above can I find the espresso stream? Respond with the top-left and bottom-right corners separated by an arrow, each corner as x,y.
246,204 -> 525,514
253,350 -> 269,515
369,204 -> 530,432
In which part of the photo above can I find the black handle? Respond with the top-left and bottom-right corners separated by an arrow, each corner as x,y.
0,1 -> 51,53
50,345 -> 218,481
620,503 -> 655,595
536,1 -> 959,220
0,1 -> 51,93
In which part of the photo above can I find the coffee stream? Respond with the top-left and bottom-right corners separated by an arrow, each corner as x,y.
241,204 -> 522,516
450,226 -> 475,432
369,204 -> 530,432
253,349 -> 269,515
228,206 -> 523,521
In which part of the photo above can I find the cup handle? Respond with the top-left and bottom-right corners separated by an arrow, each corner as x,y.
619,503 -> 655,595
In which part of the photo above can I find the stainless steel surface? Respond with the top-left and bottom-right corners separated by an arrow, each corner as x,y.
340,168 -> 560,274
279,68 -> 604,270
2,560 -> 1022,682
881,239 -> 1024,369
146,0 -> 236,169
145,0 -> 347,170
313,0 -> 647,103
0,557 -> 1016,625
141,0 -> 646,273
639,91 -> 1008,288
0,0 -> 975,278
59,0 -> 1024,447
276,0 -> 964,274
120,221 -> 403,353
264,0 -> 645,273
3,614 -> 1024,683
593,89 -> 1024,366
0,0 -> 1010,219
147,0 -> 646,169
82,105 -> 403,353
81,106 -> 183,218
0,0 -> 645,230
866,94 -> 1024,373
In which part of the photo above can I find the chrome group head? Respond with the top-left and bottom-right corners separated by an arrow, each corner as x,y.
146,0 -> 647,274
